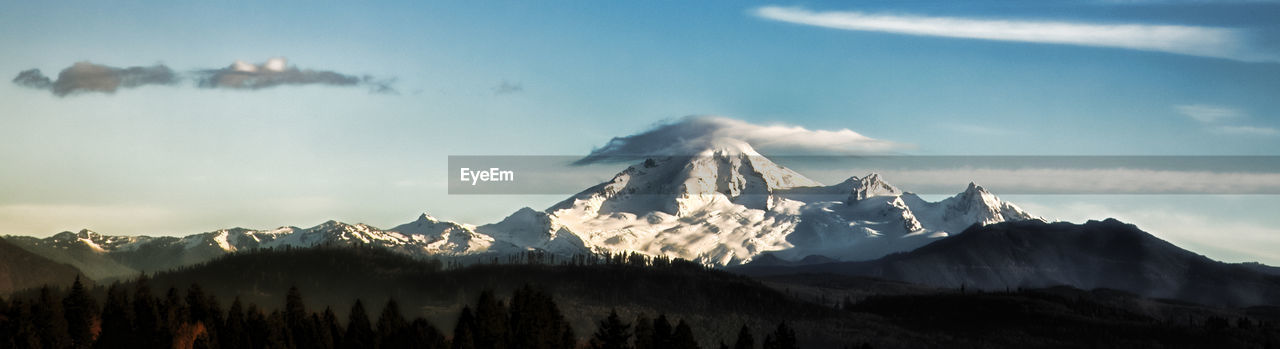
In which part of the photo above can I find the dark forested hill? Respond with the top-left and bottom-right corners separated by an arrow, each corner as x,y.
735,219 -> 1280,308
0,237 -> 84,295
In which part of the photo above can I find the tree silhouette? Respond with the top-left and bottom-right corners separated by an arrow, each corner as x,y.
761,322 -> 796,349
473,291 -> 509,349
35,286 -> 71,349
671,320 -> 700,349
63,276 -> 99,349
733,325 -> 754,349
344,300 -> 375,349
376,299 -> 409,348
590,309 -> 632,349
451,307 -> 478,349
321,307 -> 344,348
651,314 -> 673,349
95,283 -> 134,349
633,314 -> 654,349
406,318 -> 447,349
221,298 -> 251,349
508,285 -> 575,349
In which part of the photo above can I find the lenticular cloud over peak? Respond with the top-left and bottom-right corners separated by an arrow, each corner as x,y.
573,115 -> 907,165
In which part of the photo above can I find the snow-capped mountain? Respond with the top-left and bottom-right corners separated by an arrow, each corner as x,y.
548,139 -> 1037,265
5,138 -> 1038,278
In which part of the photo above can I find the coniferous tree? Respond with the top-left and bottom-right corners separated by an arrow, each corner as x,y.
63,276 -> 99,349
34,286 -> 70,349
7,300 -> 41,349
185,283 -> 221,349
322,307 -> 344,348
733,325 -> 754,349
651,314 -> 673,349
632,314 -> 654,349
590,309 -> 632,349
472,291 -> 509,349
451,307 -> 478,349
407,318 -> 448,349
761,322 -> 796,349
671,320 -> 699,349
285,286 -> 314,349
133,276 -> 165,349
264,310 -> 293,349
94,284 -> 133,349
162,287 -> 187,348
222,298 -> 251,349
376,299 -> 409,348
561,326 -> 577,349
246,304 -> 270,349
310,313 -> 336,349
344,300 -> 376,349
0,297 -> 10,348
508,285 -> 574,349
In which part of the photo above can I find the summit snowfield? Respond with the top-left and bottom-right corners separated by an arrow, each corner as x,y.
5,138 -> 1037,278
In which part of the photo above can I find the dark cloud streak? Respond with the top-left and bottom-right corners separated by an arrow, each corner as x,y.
195,58 -> 396,94
12,58 -> 397,96
12,62 -> 177,97
492,81 -> 523,95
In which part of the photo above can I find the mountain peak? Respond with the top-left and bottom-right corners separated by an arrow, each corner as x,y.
964,182 -> 987,194
847,172 -> 902,203
416,213 -> 441,223
938,182 -> 1038,229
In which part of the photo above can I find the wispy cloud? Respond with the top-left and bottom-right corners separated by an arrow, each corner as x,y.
1174,104 -> 1276,136
939,123 -> 1009,135
1213,125 -> 1280,136
574,115 -> 908,165
1175,104 -> 1242,123
753,6 -> 1271,62
12,58 -> 397,97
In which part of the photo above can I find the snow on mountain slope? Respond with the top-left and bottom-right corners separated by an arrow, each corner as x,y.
475,208 -> 586,255
6,138 -> 1040,272
544,139 -> 1039,265
390,214 -> 493,255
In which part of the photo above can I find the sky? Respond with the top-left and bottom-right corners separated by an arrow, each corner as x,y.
1,1 -> 1278,263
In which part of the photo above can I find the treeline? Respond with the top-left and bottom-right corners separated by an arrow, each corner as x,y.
587,309 -> 803,349
0,277 -> 806,349
139,246 -> 830,322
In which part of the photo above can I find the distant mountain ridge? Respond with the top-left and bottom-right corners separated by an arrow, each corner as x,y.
6,139 -> 1039,279
733,219 -> 1280,307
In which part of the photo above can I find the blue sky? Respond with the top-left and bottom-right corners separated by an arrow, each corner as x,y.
1,1 -> 1278,263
